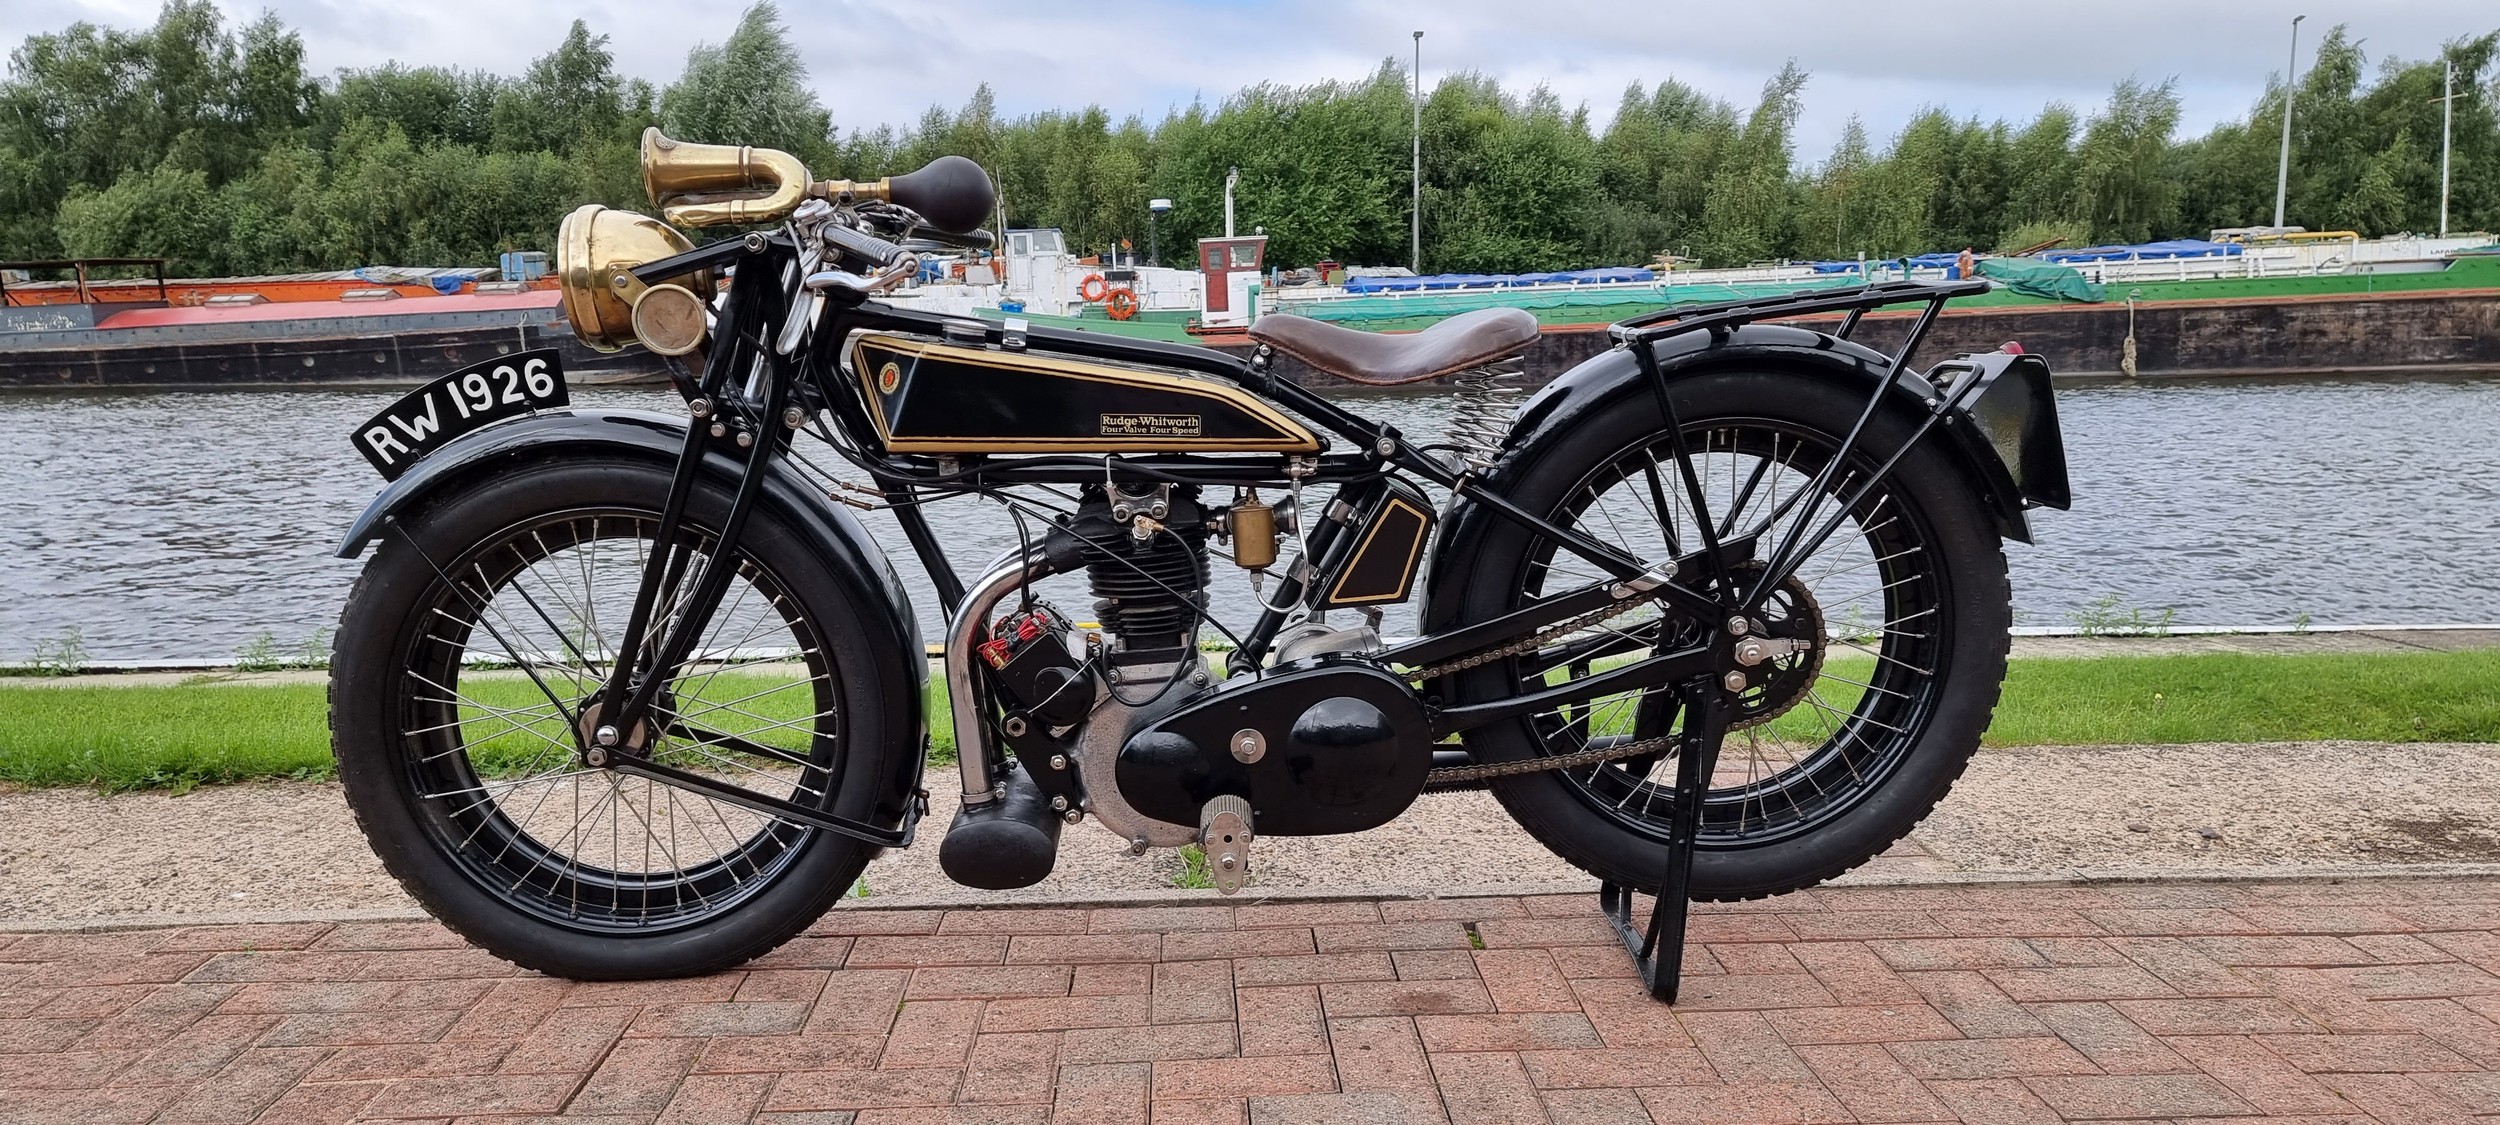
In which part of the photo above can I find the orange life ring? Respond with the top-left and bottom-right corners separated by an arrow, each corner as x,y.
1078,274 -> 1109,302
1106,289 -> 1140,320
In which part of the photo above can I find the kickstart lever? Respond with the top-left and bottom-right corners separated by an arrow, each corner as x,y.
1198,796 -> 1254,895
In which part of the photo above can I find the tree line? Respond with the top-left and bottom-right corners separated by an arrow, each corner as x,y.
2,2 -> 2492,279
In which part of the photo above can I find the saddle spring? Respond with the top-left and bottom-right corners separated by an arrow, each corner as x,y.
1444,356 -> 1530,470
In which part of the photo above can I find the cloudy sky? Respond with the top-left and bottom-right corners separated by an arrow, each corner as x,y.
10,0 -> 2496,160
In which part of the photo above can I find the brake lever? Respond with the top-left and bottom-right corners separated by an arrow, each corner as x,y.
804,254 -> 920,296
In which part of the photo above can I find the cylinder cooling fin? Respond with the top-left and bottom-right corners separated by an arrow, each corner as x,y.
1043,486 -> 1212,661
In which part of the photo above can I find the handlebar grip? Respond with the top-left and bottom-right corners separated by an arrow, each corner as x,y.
820,223 -> 903,269
884,156 -> 995,235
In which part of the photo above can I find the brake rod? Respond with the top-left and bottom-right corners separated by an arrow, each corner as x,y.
603,752 -> 916,848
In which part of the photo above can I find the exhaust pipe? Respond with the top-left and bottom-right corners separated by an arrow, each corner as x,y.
938,762 -> 1064,890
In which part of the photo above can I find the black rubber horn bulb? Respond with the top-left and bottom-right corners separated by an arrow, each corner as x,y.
886,155 -> 996,235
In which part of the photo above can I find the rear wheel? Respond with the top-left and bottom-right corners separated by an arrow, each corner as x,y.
1446,370 -> 2010,899
329,456 -> 913,978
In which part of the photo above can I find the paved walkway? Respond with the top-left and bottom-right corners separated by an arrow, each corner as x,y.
11,878 -> 2500,1124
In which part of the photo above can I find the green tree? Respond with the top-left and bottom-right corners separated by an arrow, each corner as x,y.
54,163 -> 223,269
657,3 -> 830,163
1795,116 -> 1871,260
2073,78 -> 2182,243
324,63 -> 503,151
1695,62 -> 1808,265
1586,79 -> 1738,263
491,21 -> 626,154
0,0 -> 314,256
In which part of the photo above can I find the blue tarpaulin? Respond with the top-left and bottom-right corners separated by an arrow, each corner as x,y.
2042,239 -> 2243,263
1343,267 -> 1657,294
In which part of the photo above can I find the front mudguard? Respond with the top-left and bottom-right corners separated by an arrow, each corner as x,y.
1421,323 -> 2070,630
335,407 -> 928,839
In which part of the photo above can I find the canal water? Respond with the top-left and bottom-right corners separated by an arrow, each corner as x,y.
3,374 -> 2495,663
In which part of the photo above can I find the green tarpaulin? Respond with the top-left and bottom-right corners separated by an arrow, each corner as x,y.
1979,257 -> 2105,302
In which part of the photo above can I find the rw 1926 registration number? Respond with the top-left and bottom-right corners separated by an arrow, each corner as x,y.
351,349 -> 568,480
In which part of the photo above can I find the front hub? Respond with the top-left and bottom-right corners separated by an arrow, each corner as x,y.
574,698 -> 655,766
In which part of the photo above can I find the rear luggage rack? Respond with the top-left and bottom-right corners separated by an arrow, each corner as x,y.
1608,277 -> 1992,348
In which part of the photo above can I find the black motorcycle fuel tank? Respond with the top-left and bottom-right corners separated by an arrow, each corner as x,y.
1114,661 -> 1432,835
846,332 -> 1322,454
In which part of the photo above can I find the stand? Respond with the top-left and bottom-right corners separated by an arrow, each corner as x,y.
1598,679 -> 1727,1003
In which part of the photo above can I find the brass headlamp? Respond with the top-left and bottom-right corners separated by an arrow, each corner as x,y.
555,204 -> 700,354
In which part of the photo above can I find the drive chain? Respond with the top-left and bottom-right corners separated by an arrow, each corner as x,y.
1408,588 -> 1665,682
1425,730 -> 1678,785
1412,587 -> 1681,784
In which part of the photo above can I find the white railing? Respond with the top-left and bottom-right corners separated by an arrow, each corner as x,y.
1266,235 -> 2497,310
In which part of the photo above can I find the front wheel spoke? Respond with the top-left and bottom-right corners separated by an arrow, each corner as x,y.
615,786 -> 714,913
406,674 -> 579,761
403,699 -> 565,742
534,777 -> 625,911
664,721 -> 825,773
645,738 -> 827,802
669,670 -> 824,717
421,768 -> 602,805
678,700 -> 836,745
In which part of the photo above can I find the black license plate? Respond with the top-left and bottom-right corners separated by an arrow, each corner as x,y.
351,349 -> 569,480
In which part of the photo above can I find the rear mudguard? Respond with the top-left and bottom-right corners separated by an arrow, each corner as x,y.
336,408 -> 927,837
1421,323 -> 2070,630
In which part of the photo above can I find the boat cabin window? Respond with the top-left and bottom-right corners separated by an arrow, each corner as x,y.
1006,230 -> 1066,258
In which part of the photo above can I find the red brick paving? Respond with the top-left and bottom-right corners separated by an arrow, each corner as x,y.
14,879 -> 2500,1120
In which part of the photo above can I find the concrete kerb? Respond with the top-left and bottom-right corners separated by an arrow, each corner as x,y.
7,623 -> 2499,677
14,859 -> 2500,936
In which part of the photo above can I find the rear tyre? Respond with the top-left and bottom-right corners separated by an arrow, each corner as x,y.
330,455 -> 912,978
1445,370 -> 2010,900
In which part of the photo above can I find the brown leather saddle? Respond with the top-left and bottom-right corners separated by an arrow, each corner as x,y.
1247,306 -> 1540,386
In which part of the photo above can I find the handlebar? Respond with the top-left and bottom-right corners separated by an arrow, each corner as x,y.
818,223 -> 903,270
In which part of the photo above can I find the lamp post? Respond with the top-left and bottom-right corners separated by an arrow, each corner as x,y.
1224,167 -> 1238,238
1148,198 -> 1172,266
1412,30 -> 1423,274
2273,14 -> 2305,230
2434,59 -> 2458,237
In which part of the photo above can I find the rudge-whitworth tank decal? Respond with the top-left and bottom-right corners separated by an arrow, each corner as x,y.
846,333 -> 1322,454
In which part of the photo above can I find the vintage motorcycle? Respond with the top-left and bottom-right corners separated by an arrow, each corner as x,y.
329,128 -> 2069,981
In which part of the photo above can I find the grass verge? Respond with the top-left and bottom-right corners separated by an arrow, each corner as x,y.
0,649 -> 2492,792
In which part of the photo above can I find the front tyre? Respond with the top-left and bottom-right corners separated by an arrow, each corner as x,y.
329,455 -> 913,978
1447,369 -> 2011,900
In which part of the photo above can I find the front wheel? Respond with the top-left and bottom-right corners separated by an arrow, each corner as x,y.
329,455 -> 916,978
1445,369 -> 2011,900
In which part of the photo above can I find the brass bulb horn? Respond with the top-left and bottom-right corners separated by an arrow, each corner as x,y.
640,127 -> 812,228
640,126 -> 999,236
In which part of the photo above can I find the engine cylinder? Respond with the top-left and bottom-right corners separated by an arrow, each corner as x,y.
1065,488 -> 1209,658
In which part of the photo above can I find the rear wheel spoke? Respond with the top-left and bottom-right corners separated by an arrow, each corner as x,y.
1500,418 -> 1946,847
